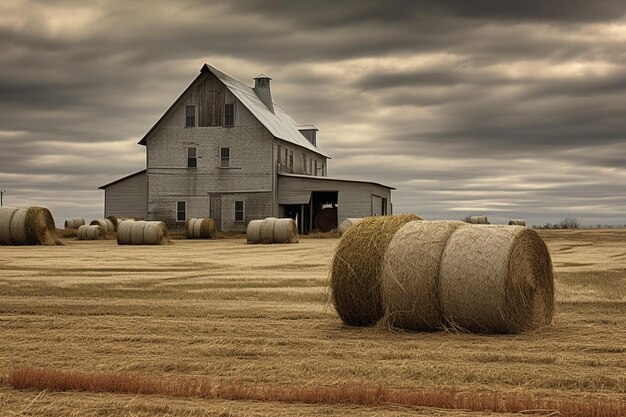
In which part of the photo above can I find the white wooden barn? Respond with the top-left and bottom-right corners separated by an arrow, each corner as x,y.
99,64 -> 393,233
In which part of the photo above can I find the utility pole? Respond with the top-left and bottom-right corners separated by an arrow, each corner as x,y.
0,190 -> 5,206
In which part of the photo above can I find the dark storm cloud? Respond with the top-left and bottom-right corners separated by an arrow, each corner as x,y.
0,0 -> 625,225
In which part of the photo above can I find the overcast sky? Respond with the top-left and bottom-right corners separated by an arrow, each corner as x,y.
1,0 -> 625,226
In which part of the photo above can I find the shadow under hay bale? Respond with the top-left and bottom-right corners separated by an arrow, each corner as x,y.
186,218 -> 216,239
77,225 -> 106,240
90,219 -> 115,234
117,219 -> 170,245
508,219 -> 526,226
330,214 -> 423,327
64,218 -> 85,230
0,207 -> 61,246
380,220 -> 466,331
440,225 -> 554,333
338,218 -> 362,235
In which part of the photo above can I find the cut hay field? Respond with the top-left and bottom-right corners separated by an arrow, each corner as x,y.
0,228 -> 624,416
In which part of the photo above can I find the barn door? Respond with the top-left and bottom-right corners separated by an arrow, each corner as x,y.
210,195 -> 222,231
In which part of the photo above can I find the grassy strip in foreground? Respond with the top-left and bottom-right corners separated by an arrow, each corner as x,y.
9,367 -> 625,417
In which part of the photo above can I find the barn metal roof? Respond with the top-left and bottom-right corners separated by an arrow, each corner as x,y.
278,172 -> 395,190
205,64 -> 331,158
98,169 -> 146,189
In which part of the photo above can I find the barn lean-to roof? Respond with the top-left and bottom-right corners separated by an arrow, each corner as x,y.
138,64 -> 331,159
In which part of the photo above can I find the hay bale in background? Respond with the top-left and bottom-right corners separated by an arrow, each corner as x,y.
117,220 -> 170,245
273,218 -> 299,244
116,219 -> 134,245
338,218 -> 362,235
246,220 -> 263,244
64,218 -> 85,230
468,215 -> 489,224
330,214 -> 423,327
77,225 -> 105,240
380,220 -> 466,331
314,208 -> 338,232
90,219 -> 115,234
186,218 -> 216,239
260,217 -> 278,243
107,216 -> 123,231
0,206 -> 60,246
440,225 -> 554,333
508,219 -> 526,226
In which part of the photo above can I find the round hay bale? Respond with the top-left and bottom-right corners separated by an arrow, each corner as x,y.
90,219 -> 114,234
64,218 -> 85,230
186,218 -> 215,239
468,215 -> 489,224
77,225 -> 105,240
260,217 -> 278,243
246,220 -> 263,244
116,219 -> 135,245
185,218 -> 197,239
338,218 -> 362,235
508,219 -> 526,226
130,220 -> 148,245
143,221 -> 170,245
0,207 -> 18,245
330,214 -> 423,327
440,225 -> 554,333
380,220 -> 466,331
106,216 -> 125,231
1,207 -> 60,246
314,207 -> 338,232
274,218 -> 298,244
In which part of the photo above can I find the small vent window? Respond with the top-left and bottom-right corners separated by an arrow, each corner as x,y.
234,201 -> 244,222
187,147 -> 197,168
176,201 -> 186,222
224,104 -> 235,126
289,150 -> 293,169
221,147 -> 230,168
185,106 -> 195,127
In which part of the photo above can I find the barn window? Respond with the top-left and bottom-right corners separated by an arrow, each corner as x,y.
302,153 -> 307,172
314,160 -> 318,176
176,201 -> 186,222
187,147 -> 197,168
289,150 -> 293,169
185,106 -> 195,127
284,148 -> 288,166
220,147 -> 230,168
234,200 -> 244,222
277,144 -> 282,168
224,104 -> 234,126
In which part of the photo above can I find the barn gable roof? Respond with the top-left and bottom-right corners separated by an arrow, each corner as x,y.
139,64 -> 331,159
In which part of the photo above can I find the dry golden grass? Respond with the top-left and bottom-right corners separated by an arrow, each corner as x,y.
0,229 -> 624,416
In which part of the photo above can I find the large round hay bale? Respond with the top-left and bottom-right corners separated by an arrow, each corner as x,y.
274,218 -> 298,244
330,214 -> 423,327
338,218 -> 362,235
314,207 -> 338,232
116,219 -> 134,245
90,219 -> 114,234
186,218 -> 216,239
64,218 -> 85,229
143,221 -> 170,245
440,225 -> 554,333
468,215 -> 489,224
508,219 -> 526,226
0,207 -> 18,245
77,225 -> 105,240
246,220 -> 263,244
130,220 -> 148,245
260,217 -> 278,243
0,206 -> 60,246
380,220 -> 466,331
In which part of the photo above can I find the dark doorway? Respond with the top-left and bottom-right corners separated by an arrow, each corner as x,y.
312,191 -> 338,232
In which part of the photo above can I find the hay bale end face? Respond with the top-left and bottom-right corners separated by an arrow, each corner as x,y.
273,218 -> 299,243
440,225 -> 554,333
0,206 -> 60,246
380,220 -> 466,331
64,218 -> 85,230
330,214 -> 423,327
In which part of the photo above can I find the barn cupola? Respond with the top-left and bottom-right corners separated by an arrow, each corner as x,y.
253,74 -> 274,113
297,124 -> 318,146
